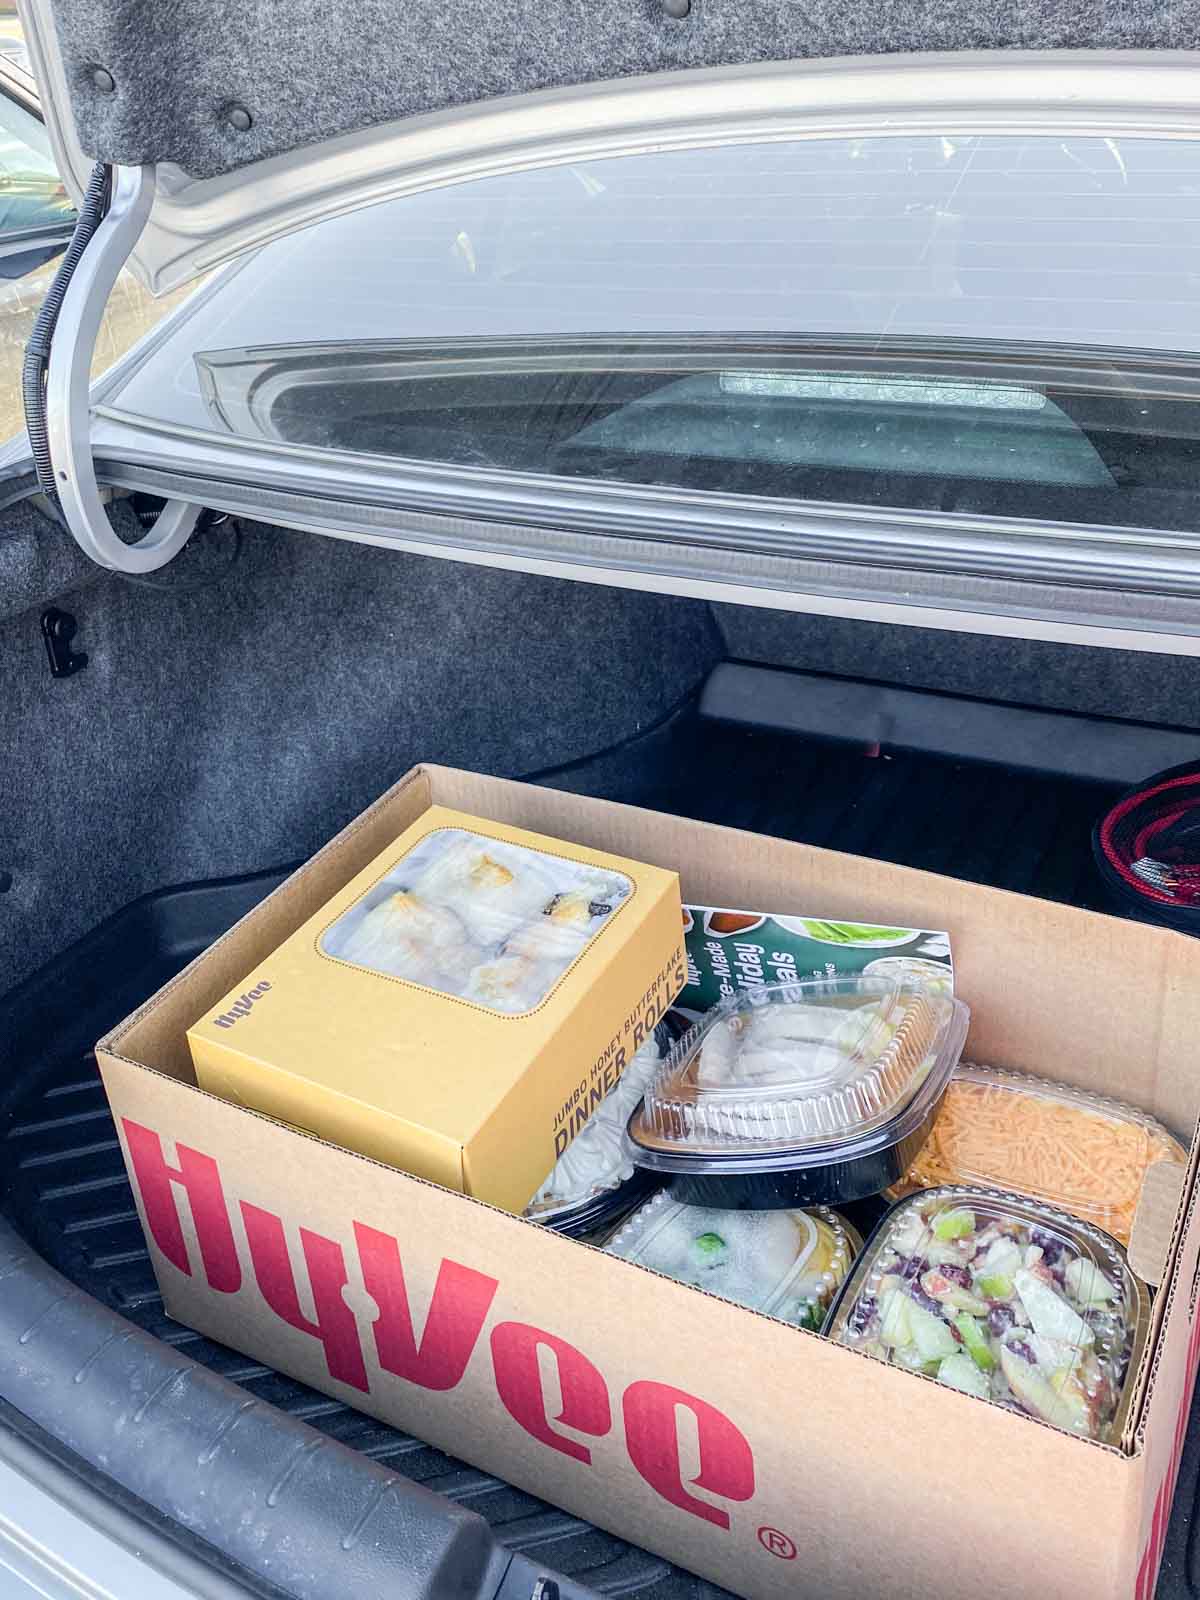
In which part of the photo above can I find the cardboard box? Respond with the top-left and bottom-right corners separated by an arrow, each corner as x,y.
188,805 -> 683,1213
97,765 -> 1200,1600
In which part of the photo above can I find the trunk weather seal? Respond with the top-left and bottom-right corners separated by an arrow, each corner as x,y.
78,455 -> 1200,654
82,378 -> 1200,600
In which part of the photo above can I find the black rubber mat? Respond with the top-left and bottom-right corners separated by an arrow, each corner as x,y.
2,710 -> 1190,1600
549,714 -> 1122,913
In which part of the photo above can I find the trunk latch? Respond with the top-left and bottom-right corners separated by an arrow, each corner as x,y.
41,608 -> 88,679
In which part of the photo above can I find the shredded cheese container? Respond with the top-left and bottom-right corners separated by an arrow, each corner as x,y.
888,1065 -> 1188,1246
606,1192 -> 862,1329
825,1186 -> 1150,1443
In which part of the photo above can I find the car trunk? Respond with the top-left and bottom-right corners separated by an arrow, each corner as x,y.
3,499 -> 1200,1598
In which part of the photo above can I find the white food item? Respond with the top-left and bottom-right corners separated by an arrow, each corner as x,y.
413,836 -> 558,943
907,1297 -> 960,1361
329,829 -> 633,1013
530,1039 -> 663,1209
1014,1268 -> 1094,1348
610,1204 -> 816,1309
550,880 -> 627,922
878,1289 -> 913,1349
695,1000 -> 882,1088
982,1236 -> 1022,1277
503,916 -> 590,965
337,892 -> 477,985
1065,1258 -> 1117,1306
479,879 -> 625,989
937,1352 -> 991,1398
887,1209 -> 928,1258
465,953 -> 554,1013
1025,1331 -> 1085,1375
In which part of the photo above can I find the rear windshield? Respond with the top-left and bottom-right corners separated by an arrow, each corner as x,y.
106,133 -> 1200,535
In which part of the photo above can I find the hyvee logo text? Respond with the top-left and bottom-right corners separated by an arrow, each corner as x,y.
122,1119 -> 757,1530
211,981 -> 272,1029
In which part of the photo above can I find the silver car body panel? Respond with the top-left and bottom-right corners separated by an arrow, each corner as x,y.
12,40 -> 1200,292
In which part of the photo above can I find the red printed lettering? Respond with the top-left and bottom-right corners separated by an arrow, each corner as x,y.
121,1119 -> 241,1292
490,1322 -> 611,1464
240,1202 -> 368,1392
354,1221 -> 497,1391
119,1127 -> 762,1522
622,1381 -> 755,1529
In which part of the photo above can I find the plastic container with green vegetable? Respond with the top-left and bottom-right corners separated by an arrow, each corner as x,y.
606,1191 -> 861,1329
824,1186 -> 1150,1442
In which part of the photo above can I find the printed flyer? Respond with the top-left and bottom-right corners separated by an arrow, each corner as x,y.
677,904 -> 952,1017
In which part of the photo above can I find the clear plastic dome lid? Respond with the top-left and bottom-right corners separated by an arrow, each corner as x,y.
605,1193 -> 863,1330
826,1187 -> 1150,1443
630,975 -> 962,1161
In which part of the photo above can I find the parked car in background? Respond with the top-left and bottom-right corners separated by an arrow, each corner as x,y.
0,0 -> 28,71
0,5 -> 189,438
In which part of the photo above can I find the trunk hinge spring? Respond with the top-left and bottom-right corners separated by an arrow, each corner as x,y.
39,165 -> 200,573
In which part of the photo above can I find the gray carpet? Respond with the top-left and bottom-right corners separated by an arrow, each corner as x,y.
6,495 -> 1200,999
715,605 -> 1200,729
48,0 -> 1200,179
0,502 -> 720,995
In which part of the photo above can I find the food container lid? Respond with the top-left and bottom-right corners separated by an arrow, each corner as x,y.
888,1064 -> 1189,1247
627,975 -> 969,1173
824,1185 -> 1151,1443
526,1171 -> 660,1240
606,1191 -> 862,1329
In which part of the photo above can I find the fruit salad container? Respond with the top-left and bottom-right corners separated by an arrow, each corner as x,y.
605,1192 -> 862,1330
824,1186 -> 1151,1442
887,1064 -> 1189,1247
625,974 -> 969,1207
524,1029 -> 669,1238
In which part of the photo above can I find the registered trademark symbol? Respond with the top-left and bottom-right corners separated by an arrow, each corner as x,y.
757,1527 -> 797,1560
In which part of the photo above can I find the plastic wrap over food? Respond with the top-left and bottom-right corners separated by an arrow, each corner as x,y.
632,976 -> 964,1155
320,828 -> 632,1013
526,1034 -> 666,1226
606,1192 -> 861,1329
625,977 -> 968,1209
825,1187 -> 1150,1442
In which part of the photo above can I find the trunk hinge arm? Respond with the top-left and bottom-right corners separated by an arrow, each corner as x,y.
45,164 -> 200,572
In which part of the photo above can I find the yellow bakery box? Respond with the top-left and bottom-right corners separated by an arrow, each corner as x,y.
188,804 -> 685,1212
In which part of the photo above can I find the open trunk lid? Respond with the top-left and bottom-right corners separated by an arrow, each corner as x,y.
15,0 -> 1200,293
